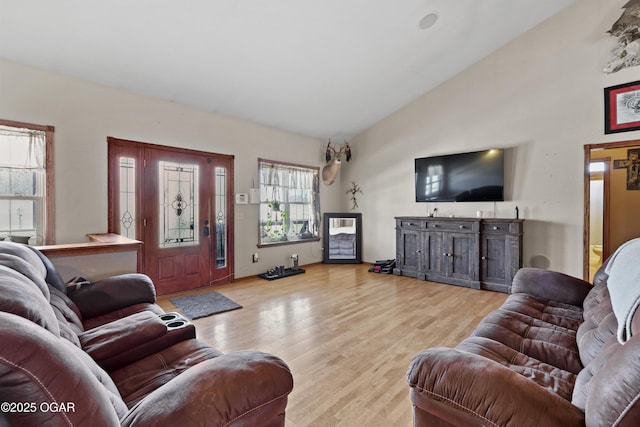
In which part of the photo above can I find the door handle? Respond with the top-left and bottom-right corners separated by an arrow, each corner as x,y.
203,219 -> 210,236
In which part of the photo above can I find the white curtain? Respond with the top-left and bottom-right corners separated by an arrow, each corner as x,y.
0,126 -> 45,169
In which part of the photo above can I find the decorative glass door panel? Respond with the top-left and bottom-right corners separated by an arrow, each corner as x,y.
210,157 -> 233,285
118,156 -> 136,239
143,149 -> 210,295
159,161 -> 199,248
215,166 -> 227,268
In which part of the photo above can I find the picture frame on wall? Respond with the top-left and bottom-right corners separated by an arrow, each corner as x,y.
604,80 -> 640,134
612,148 -> 640,190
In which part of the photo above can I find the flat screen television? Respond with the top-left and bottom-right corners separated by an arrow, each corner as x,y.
415,149 -> 504,202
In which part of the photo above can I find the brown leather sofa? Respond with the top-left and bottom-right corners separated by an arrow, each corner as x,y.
0,241 -> 294,426
407,238 -> 640,427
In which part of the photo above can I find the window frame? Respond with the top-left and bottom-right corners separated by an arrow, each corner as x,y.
258,158 -> 320,248
0,119 -> 55,244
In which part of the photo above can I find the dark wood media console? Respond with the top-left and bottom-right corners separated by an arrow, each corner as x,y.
394,216 -> 523,293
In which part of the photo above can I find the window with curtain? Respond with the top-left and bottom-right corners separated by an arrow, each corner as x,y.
0,120 -> 54,244
258,158 -> 320,246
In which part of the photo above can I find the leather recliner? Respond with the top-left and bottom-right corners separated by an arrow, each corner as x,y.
0,241 -> 294,426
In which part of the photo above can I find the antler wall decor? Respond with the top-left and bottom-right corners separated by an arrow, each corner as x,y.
322,141 -> 351,185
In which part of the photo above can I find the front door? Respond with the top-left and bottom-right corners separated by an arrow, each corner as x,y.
107,138 -> 234,295
143,148 -> 211,294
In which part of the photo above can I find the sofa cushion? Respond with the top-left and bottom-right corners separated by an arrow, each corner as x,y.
500,293 -> 584,330
0,252 -> 49,299
581,280 -> 610,317
574,279 -> 617,369
110,339 -> 223,407
457,336 -> 577,400
571,331 -> 621,411
28,245 -> 68,292
49,287 -> 84,343
469,292 -> 584,374
580,334 -> 640,426
471,309 -> 582,374
0,264 -> 60,336
0,241 -> 47,277
407,346 -> 586,427
120,351 -> 294,427
576,311 -> 617,367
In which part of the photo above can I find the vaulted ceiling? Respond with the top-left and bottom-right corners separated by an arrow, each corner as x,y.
0,1 -> 575,140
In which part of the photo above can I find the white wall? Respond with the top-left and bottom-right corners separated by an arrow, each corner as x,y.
342,0 -> 640,277
0,60 -> 341,278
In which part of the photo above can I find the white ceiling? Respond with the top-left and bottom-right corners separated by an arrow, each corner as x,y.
0,0 -> 575,140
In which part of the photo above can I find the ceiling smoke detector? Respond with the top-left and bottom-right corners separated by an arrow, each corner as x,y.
418,13 -> 438,30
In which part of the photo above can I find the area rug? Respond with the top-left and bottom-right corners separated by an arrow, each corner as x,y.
170,291 -> 242,320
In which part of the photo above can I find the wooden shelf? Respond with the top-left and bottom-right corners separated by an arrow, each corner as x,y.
34,233 -> 142,259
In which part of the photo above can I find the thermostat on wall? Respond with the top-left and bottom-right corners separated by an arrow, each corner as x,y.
235,193 -> 248,204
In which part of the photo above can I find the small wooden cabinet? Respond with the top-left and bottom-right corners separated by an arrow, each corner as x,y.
394,217 -> 523,293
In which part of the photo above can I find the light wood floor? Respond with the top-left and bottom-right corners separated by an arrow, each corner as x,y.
156,264 -> 507,427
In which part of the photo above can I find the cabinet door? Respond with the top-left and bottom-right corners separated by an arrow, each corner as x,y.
423,231 -> 444,275
480,234 -> 507,284
396,228 -> 422,277
444,232 -> 477,281
480,220 -> 523,292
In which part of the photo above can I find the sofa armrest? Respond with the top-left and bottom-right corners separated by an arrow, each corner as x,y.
407,348 -> 585,427
79,311 -> 197,371
67,273 -> 156,319
79,311 -> 167,363
511,267 -> 592,306
121,351 -> 294,427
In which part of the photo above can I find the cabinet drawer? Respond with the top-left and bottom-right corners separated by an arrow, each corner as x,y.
397,219 -> 425,229
481,221 -> 522,234
425,220 -> 477,232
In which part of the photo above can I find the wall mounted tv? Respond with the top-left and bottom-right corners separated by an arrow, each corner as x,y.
415,149 -> 504,202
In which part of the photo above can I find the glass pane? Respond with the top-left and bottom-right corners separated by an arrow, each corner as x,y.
159,161 -> 199,248
0,169 -> 42,197
118,157 -> 136,238
328,217 -> 357,259
0,199 -> 39,242
215,166 -> 227,268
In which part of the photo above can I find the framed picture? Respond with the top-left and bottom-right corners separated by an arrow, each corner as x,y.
613,148 -> 640,190
604,80 -> 640,134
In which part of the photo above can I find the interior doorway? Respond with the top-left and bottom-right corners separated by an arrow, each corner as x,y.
584,139 -> 640,281
107,137 -> 234,295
